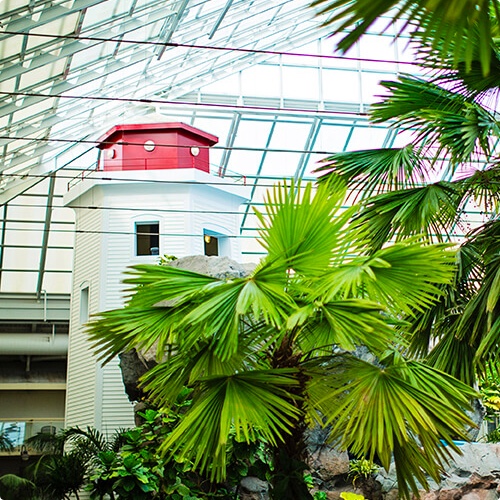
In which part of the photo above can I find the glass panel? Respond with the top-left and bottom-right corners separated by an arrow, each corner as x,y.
0,420 -> 65,452
80,286 -> 89,325
322,69 -> 360,103
282,66 -> 319,100
0,272 -> 38,294
241,65 -> 281,97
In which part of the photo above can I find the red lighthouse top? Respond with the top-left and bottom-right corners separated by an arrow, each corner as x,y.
96,122 -> 218,173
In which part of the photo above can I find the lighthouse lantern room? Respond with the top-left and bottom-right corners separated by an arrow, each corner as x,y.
97,122 -> 218,173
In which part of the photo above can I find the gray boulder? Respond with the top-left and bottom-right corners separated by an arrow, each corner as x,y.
238,477 -> 270,500
168,255 -> 253,279
378,443 -> 500,497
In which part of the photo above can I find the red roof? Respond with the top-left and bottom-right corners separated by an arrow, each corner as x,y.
96,122 -> 218,148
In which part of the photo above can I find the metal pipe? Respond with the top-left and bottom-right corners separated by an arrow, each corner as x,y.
0,334 -> 68,356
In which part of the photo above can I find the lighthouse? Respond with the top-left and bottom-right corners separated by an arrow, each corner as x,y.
63,122 -> 249,431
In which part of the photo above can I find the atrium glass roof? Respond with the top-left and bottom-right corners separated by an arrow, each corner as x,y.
0,0 -> 420,296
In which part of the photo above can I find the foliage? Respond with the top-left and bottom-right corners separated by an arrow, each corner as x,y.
0,474 -> 36,500
314,492 -> 328,500
482,427 -> 500,443
478,362 -> 500,422
315,0 -> 500,389
0,426 -> 126,500
311,0 -> 500,77
88,181 -> 476,499
31,452 -> 87,500
0,398 -> 272,500
304,473 -> 328,499
87,399 -> 272,499
348,459 -> 380,486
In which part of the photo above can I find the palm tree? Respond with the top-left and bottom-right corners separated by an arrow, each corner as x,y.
315,8 -> 500,388
88,181 -> 475,499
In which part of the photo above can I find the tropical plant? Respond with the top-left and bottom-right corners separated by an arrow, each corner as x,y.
88,180 -> 476,499
315,10 -> 500,388
348,458 -> 382,499
0,474 -> 36,500
312,0 -> 500,77
0,426 -> 127,500
348,459 -> 379,486
479,364 -> 500,422
87,395 -> 272,499
482,426 -> 500,443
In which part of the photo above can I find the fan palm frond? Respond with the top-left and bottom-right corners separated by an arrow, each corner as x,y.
140,336 -> 260,406
313,354 -> 475,499
158,369 -> 301,482
455,164 -> 500,217
88,306 -> 184,363
292,299 -> 395,355
351,182 -> 463,249
254,180 -> 359,274
413,10 -> 500,97
371,75 -> 499,167
311,0 -> 497,77
315,145 -> 428,199
426,329 -> 478,385
123,263 -> 219,307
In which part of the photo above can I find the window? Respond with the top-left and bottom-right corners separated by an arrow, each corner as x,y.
136,222 -> 159,256
80,286 -> 89,325
204,234 -> 219,256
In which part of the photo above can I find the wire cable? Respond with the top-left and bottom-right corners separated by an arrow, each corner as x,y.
0,131 -> 370,155
0,31 -> 416,67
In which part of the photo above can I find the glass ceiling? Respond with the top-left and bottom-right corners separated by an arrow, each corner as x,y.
0,0 -> 422,296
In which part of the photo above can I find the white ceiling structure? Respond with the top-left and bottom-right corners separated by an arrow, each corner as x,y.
0,0 -> 417,299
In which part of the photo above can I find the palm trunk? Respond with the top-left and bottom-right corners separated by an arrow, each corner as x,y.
270,336 -> 313,500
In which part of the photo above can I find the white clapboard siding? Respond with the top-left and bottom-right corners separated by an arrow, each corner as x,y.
65,189 -> 104,429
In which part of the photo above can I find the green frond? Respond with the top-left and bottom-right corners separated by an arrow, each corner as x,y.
352,182 -> 463,249
456,253 -> 500,342
180,266 -> 297,360
311,0 -> 496,77
315,145 -> 428,198
140,337 -> 260,406
427,329 -> 478,385
371,75 -> 498,166
0,474 -> 36,500
413,7 -> 500,93
317,241 -> 455,316
455,164 -> 500,214
293,299 -> 395,355
254,180 -> 357,274
361,242 -> 455,314
123,264 -> 219,307
316,355 -> 475,499
158,369 -> 301,482
87,306 -> 184,363
464,217 -> 500,258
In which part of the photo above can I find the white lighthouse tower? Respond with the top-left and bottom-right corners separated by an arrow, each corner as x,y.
63,122 -> 249,432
